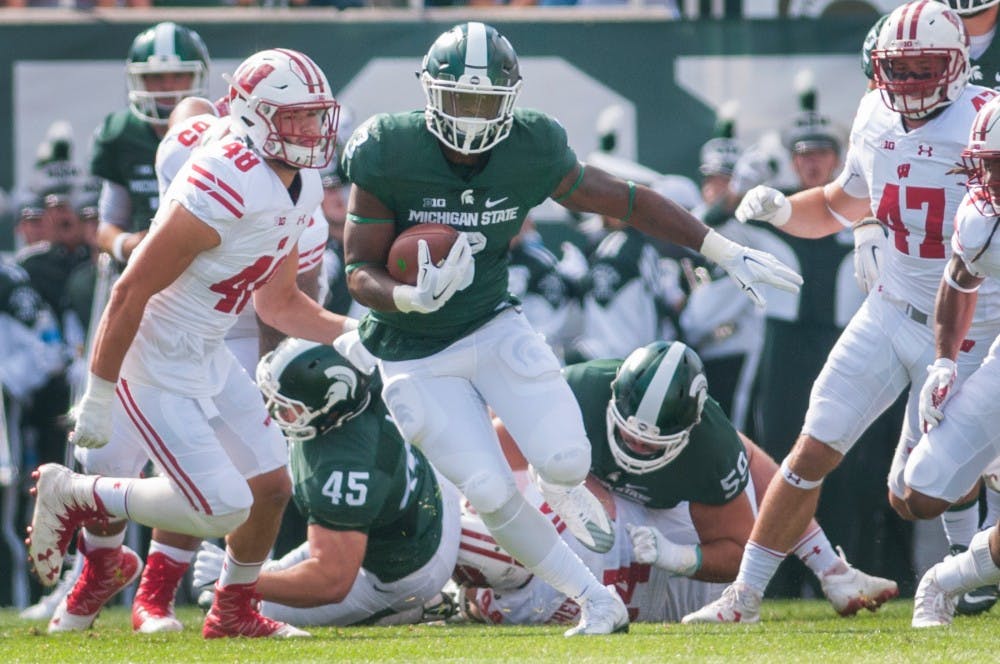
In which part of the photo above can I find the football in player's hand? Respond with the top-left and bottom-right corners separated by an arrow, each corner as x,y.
387,223 -> 459,285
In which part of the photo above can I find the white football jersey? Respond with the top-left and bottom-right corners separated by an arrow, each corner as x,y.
123,136 -> 322,395
836,86 -> 1000,319
954,194 -> 1000,284
157,114 -> 330,342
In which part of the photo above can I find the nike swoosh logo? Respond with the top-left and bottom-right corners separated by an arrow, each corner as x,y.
372,584 -> 392,593
484,197 -> 508,208
961,591 -> 997,605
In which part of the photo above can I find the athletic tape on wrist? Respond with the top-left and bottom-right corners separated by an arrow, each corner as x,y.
779,456 -> 824,490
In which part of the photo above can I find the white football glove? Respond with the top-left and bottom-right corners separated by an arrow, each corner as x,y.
919,357 -> 957,433
852,219 -> 886,294
699,229 -> 803,308
626,524 -> 701,577
734,185 -> 792,227
192,541 -> 226,591
68,373 -> 116,449
392,233 -> 474,314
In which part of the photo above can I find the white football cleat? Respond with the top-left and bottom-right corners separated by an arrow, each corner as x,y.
536,475 -> 614,554
564,585 -> 629,637
681,582 -> 762,624
820,548 -> 898,616
27,464 -> 111,587
912,565 -> 957,628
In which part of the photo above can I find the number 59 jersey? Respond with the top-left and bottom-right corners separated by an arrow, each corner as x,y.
837,85 -> 1000,320
122,137 -> 322,396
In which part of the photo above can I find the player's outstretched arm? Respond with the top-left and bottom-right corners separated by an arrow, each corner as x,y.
553,163 -> 802,307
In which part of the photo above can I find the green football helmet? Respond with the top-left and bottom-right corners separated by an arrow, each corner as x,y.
256,338 -> 374,442
946,0 -> 999,16
420,21 -> 522,155
126,22 -> 210,125
607,341 -> 708,474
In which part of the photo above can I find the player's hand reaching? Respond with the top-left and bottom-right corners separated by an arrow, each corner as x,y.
852,218 -> 886,294
192,540 -> 226,591
919,358 -> 957,432
392,233 -> 474,314
68,373 -> 116,449
735,185 -> 792,227
627,524 -> 701,577
699,229 -> 803,308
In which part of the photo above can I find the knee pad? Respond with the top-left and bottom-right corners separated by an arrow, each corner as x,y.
189,507 -> 252,539
460,470 -> 518,516
534,444 -> 591,487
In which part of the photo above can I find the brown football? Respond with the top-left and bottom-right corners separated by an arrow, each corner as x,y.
386,224 -> 460,285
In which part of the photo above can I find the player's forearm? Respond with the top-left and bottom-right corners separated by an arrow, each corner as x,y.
780,187 -> 846,239
346,266 -> 406,312
934,284 -> 978,361
256,289 -> 351,345
256,557 -> 355,607
88,281 -> 146,382
626,185 -> 711,252
690,538 -> 746,583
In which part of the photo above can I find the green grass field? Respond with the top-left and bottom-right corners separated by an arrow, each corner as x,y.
0,600 -> 997,663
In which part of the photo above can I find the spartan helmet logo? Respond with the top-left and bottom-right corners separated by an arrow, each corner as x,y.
324,365 -> 359,405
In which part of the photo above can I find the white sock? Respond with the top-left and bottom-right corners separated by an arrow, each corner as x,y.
218,548 -> 264,588
793,527 -> 843,577
935,529 -> 1000,593
736,541 -> 785,595
82,527 -> 126,552
147,539 -> 195,565
942,500 -> 979,548
93,477 -> 135,518
534,538 -> 603,602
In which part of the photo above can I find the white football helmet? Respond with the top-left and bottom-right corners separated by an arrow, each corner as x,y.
226,49 -> 340,169
871,1 -> 970,120
963,94 -> 1000,216
452,500 -> 533,590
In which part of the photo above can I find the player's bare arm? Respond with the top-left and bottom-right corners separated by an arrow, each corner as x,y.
933,255 -> 984,361
255,525 -> 368,608
784,182 -> 871,239
89,200 -> 220,382
688,493 -> 755,583
343,184 -> 405,312
554,163 -> 709,250
257,262 -> 323,356
254,246 -> 352,345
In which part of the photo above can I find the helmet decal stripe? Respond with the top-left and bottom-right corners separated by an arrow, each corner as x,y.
465,22 -> 489,73
153,22 -> 176,59
908,0 -> 929,40
274,48 -> 325,94
635,342 -> 685,424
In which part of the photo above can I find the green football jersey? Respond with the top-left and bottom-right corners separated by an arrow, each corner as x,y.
289,398 -> 443,583
563,359 -> 749,509
88,109 -> 162,232
342,109 -> 577,360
